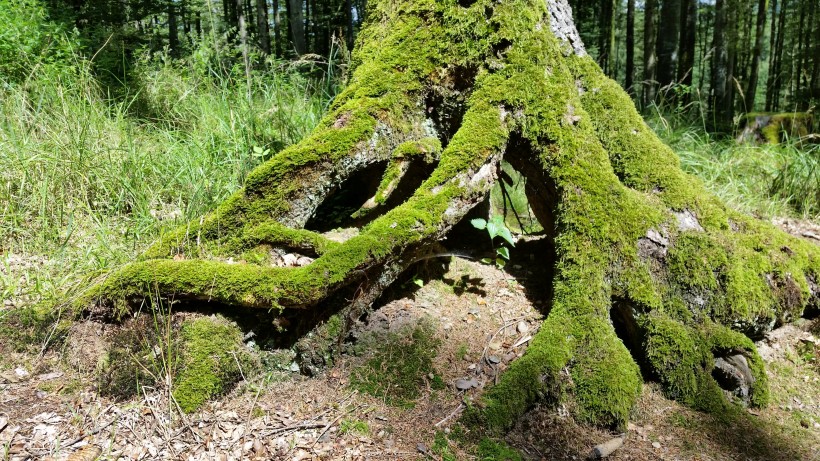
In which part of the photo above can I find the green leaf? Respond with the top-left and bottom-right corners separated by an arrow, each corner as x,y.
413,278 -> 424,287
496,225 -> 516,247
470,218 -> 487,230
496,247 -> 510,260
480,258 -> 494,264
486,219 -> 500,240
495,258 -> 507,268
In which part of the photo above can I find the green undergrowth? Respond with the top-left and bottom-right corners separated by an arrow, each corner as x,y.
349,319 -> 444,408
650,115 -> 820,220
0,0 -> 332,309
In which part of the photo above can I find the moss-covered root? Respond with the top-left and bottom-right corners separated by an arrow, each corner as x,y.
641,313 -> 768,411
477,313 -> 642,432
173,315 -> 257,413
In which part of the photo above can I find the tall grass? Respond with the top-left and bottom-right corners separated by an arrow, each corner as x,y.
1,17 -> 332,307
649,114 -> 820,220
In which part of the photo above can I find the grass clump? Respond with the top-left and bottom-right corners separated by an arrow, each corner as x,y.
649,116 -> 820,220
350,319 -> 441,407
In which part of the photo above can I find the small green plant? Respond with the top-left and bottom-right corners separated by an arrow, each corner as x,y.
471,215 -> 515,268
339,418 -> 370,436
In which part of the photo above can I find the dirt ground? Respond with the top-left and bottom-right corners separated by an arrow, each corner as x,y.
1,233 -> 820,461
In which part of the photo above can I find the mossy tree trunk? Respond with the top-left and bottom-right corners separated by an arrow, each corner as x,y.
80,0 -> 820,431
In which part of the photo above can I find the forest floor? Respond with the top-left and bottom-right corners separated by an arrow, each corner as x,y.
1,222 -> 820,461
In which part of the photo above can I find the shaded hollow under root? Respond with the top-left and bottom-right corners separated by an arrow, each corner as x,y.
78,0 -> 820,431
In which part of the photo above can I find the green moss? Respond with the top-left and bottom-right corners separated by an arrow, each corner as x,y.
476,438 -> 522,461
173,315 -> 256,413
641,313 -> 705,405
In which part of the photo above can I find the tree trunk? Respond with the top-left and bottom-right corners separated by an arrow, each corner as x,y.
287,0 -> 306,55
168,0 -> 179,57
597,0 -> 616,76
237,0 -> 251,94
677,0 -> 697,91
711,0 -> 731,129
656,0 -> 681,91
625,0 -> 635,94
767,0 -> 787,111
643,0 -> 657,106
744,0 -> 767,112
256,0 -> 271,55
81,0 -> 820,433
273,0 -> 282,57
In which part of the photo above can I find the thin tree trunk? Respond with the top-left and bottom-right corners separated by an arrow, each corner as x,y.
811,0 -> 820,108
625,0 -> 635,94
711,0 -> 730,128
287,0 -> 306,55
725,0 -> 738,117
195,10 -> 202,39
346,0 -> 354,50
598,0 -> 615,76
273,0 -> 282,57
643,0 -> 657,106
169,0 -> 179,57
656,0 -> 681,91
677,0 -> 697,93
744,0 -> 768,112
791,0 -> 805,106
797,0 -> 815,109
237,0 -> 252,96
256,0 -> 271,55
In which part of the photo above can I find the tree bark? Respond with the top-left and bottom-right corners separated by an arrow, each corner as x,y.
168,0 -> 179,57
625,0 -> 635,94
273,0 -> 282,57
287,0 -> 306,55
711,0 -> 731,129
597,0 -> 616,76
656,0 -> 681,91
643,0 -> 657,106
677,0 -> 697,91
744,0 -> 767,112
81,0 -> 820,433
256,0 -> 271,55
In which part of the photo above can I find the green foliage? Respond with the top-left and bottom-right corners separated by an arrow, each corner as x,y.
0,0 -> 78,85
472,216 -> 515,268
432,431 -> 457,461
490,162 -> 543,234
652,115 -> 820,220
350,320 -> 441,408
0,29 -> 331,308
